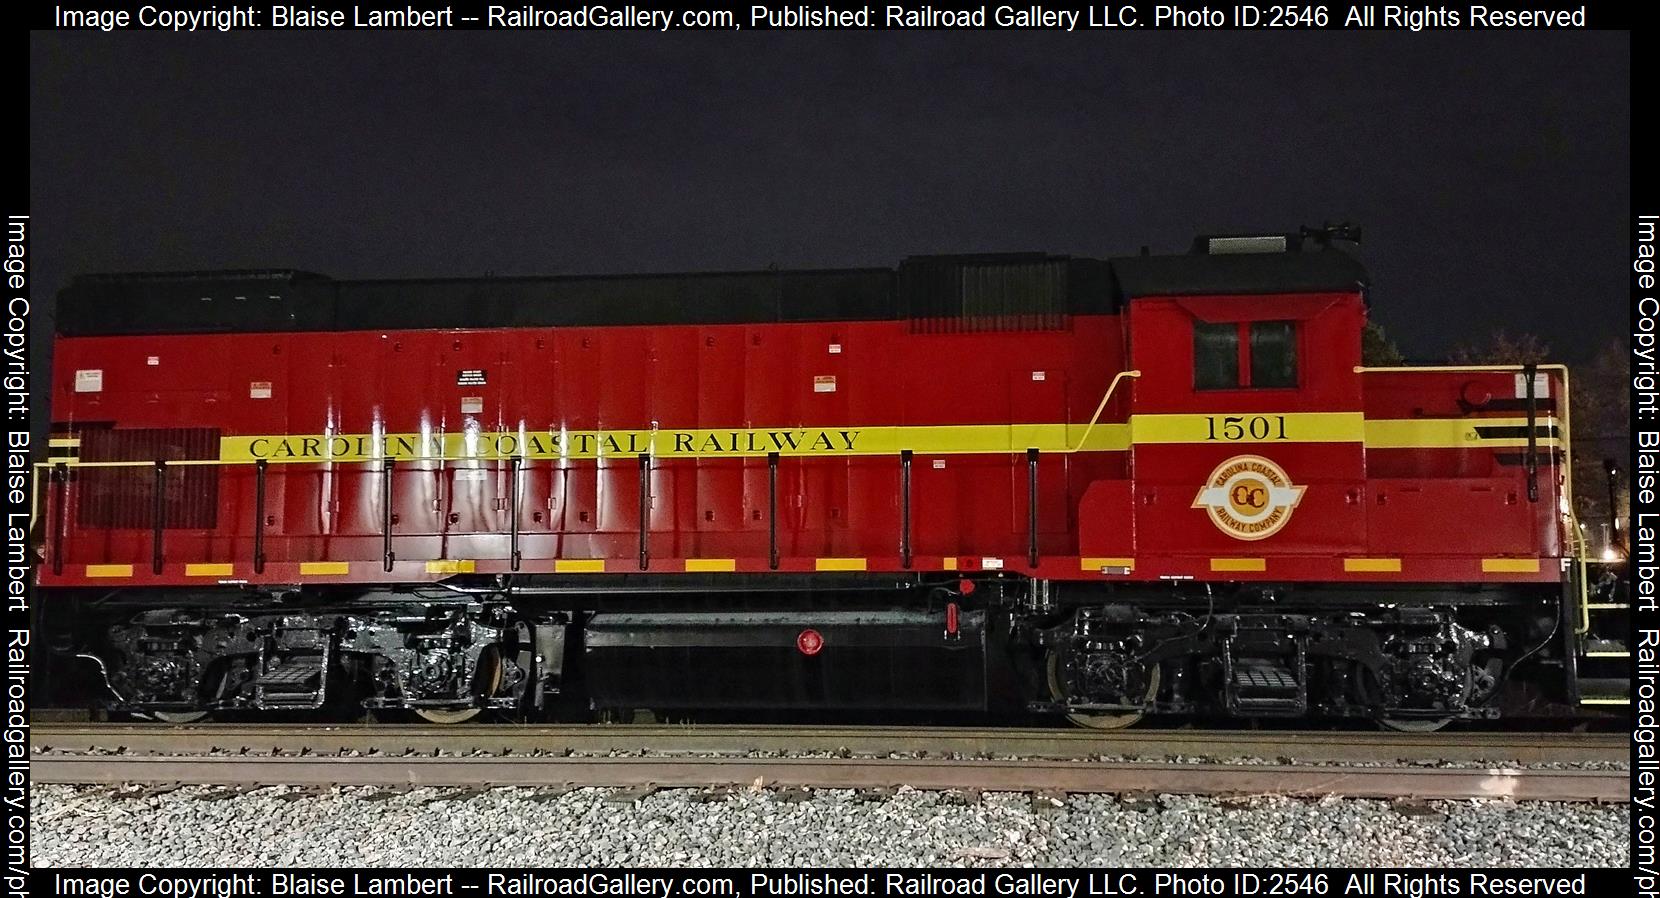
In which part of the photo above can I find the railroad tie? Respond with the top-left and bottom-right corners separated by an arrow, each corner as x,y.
606,784 -> 660,804
689,787 -> 736,803
526,786 -> 575,803
1031,790 -> 1068,812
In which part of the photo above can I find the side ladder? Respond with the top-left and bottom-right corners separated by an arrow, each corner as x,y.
1571,557 -> 1631,708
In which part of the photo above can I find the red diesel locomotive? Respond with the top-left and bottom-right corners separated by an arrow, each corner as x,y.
35,228 -> 1629,726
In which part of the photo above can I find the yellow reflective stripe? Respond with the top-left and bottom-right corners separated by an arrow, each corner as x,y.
300,562 -> 349,575
1482,558 -> 1540,573
554,559 -> 606,573
1344,558 -> 1401,573
1365,417 -> 1562,450
1579,697 -> 1630,705
216,415 -> 1350,463
206,413 -> 1561,464
1211,558 -> 1266,572
85,564 -> 133,578
48,438 -> 81,448
219,426 -> 1111,461
816,557 -> 866,571
941,557 -> 958,570
184,563 -> 234,577
1081,557 -> 1135,571
425,560 -> 475,574
685,559 -> 735,572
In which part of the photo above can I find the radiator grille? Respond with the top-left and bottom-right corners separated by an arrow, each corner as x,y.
76,428 -> 221,529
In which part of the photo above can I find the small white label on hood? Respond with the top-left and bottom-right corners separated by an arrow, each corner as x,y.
1513,372 -> 1550,398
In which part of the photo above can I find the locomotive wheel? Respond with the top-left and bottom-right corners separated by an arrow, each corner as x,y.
412,647 -> 504,725
1378,716 -> 1452,733
414,707 -> 482,724
147,710 -> 210,724
1046,652 -> 1160,730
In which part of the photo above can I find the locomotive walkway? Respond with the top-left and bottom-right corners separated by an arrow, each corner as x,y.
31,724 -> 1628,803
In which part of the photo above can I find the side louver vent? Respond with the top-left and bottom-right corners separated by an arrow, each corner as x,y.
76,427 -> 221,530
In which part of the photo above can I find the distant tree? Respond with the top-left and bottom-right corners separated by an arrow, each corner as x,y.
1360,320 -> 1405,366
1447,330 -> 1552,366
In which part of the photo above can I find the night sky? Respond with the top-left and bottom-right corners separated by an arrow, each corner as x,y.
30,30 -> 1629,367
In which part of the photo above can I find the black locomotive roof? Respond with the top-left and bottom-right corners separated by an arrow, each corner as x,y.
55,245 -> 1368,337
1107,245 -> 1369,299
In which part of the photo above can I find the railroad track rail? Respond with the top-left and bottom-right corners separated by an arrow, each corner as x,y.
30,754 -> 1627,802
33,722 -> 1628,763
31,724 -> 1628,802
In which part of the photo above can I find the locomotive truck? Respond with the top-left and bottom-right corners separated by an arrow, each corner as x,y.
33,227 -> 1629,727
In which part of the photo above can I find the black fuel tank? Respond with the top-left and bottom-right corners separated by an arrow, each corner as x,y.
582,609 -> 987,710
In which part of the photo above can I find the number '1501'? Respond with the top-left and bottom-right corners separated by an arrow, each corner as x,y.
1205,415 -> 1288,441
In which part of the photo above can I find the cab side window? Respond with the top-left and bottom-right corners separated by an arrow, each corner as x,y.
1193,320 -> 1298,390
1249,321 -> 1298,388
1193,322 -> 1240,390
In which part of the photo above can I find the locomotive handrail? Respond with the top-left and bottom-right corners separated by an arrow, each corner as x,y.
31,372 -> 1145,477
28,371 -> 1140,583
1062,369 -> 1140,454
1356,362 -> 1570,375
31,364 -> 1589,636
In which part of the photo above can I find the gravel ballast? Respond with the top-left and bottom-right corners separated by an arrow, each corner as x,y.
30,784 -> 1630,868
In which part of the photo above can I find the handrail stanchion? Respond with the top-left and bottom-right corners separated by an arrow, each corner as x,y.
637,453 -> 650,571
900,450 -> 912,569
510,456 -> 522,573
51,463 -> 67,576
152,460 -> 167,575
1524,362 -> 1539,503
253,459 -> 267,575
1027,448 -> 1040,568
381,458 -> 396,573
768,452 -> 780,571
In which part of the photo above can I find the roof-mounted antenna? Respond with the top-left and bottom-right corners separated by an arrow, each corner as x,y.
1301,222 -> 1362,246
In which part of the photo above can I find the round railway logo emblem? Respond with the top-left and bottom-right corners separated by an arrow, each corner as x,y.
1191,455 -> 1306,541
796,628 -> 824,656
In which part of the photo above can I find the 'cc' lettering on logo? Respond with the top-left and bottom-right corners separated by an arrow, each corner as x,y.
1230,484 -> 1266,510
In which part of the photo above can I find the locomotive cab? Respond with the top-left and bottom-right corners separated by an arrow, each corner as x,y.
1115,231 -> 1369,566
1055,230 -> 1594,725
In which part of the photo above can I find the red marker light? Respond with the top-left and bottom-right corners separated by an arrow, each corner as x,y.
945,601 -> 960,638
796,628 -> 824,656
958,578 -> 976,595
